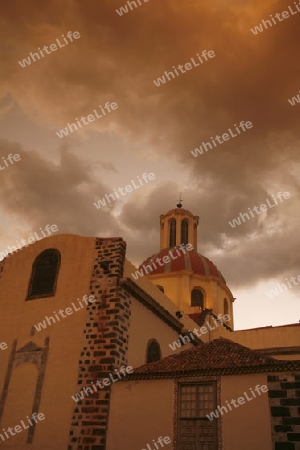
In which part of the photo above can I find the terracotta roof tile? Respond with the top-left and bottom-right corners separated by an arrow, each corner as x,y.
127,337 -> 300,379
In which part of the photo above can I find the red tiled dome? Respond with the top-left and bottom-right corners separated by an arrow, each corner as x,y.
140,248 -> 226,283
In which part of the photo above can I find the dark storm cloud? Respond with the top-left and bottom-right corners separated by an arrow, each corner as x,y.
99,161 -> 118,173
0,0 -> 299,286
0,140 -> 120,236
122,180 -> 299,288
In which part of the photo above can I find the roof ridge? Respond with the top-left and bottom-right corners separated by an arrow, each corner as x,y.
130,337 -> 285,378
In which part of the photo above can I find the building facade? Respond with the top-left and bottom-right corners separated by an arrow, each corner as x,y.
0,204 -> 299,449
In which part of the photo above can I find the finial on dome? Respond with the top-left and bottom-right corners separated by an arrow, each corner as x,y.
176,192 -> 183,208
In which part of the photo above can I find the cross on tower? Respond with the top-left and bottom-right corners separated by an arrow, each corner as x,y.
176,192 -> 183,208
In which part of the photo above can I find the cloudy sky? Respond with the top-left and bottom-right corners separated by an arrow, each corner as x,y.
0,0 -> 299,330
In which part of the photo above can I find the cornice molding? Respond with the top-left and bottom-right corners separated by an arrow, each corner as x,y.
123,361 -> 300,381
120,277 -> 184,333
256,346 -> 300,356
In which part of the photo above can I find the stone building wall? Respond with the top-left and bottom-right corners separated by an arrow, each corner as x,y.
68,237 -> 132,450
268,373 -> 300,450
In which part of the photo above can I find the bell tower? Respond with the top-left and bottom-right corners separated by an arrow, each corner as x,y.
140,198 -> 235,329
159,197 -> 199,250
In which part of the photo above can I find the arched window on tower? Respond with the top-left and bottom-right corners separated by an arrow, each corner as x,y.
224,298 -> 229,316
169,219 -> 176,247
146,339 -> 161,364
191,288 -> 204,309
27,249 -> 61,300
181,219 -> 189,245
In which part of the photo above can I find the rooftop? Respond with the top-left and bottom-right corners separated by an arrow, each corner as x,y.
126,337 -> 300,379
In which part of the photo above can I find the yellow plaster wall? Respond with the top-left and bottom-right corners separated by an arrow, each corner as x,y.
127,297 -> 194,368
212,325 -> 300,359
1,363 -> 38,447
107,373 -> 272,450
0,234 -> 96,450
106,379 -> 175,450
144,271 -> 234,330
145,273 -> 182,308
0,249 -> 203,449
221,373 -> 272,450
145,272 -> 214,312
125,260 -> 200,345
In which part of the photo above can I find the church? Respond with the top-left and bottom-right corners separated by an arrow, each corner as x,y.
0,202 -> 299,450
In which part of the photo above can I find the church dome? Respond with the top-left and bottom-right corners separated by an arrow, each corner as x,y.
139,200 -> 234,317
139,248 -> 226,284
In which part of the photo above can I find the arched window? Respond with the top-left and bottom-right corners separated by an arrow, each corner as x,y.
181,219 -> 188,245
224,298 -> 229,316
156,285 -> 165,293
27,249 -> 61,300
191,288 -> 204,308
169,219 -> 176,247
146,339 -> 161,364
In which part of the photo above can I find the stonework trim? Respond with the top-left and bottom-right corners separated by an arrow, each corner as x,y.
0,339 -> 18,421
268,372 -> 300,449
68,237 -> 130,450
0,338 -> 49,444
27,342 -> 49,443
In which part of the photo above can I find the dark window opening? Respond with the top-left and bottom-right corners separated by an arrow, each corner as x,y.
27,249 -> 61,300
224,298 -> 229,316
146,340 -> 161,364
178,383 -> 218,450
169,219 -> 176,247
191,289 -> 204,308
181,219 -> 189,246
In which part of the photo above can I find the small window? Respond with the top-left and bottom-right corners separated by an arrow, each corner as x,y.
191,288 -> 204,308
27,249 -> 61,300
146,339 -> 161,364
156,285 -> 165,293
181,219 -> 188,246
224,298 -> 229,316
169,219 -> 176,247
